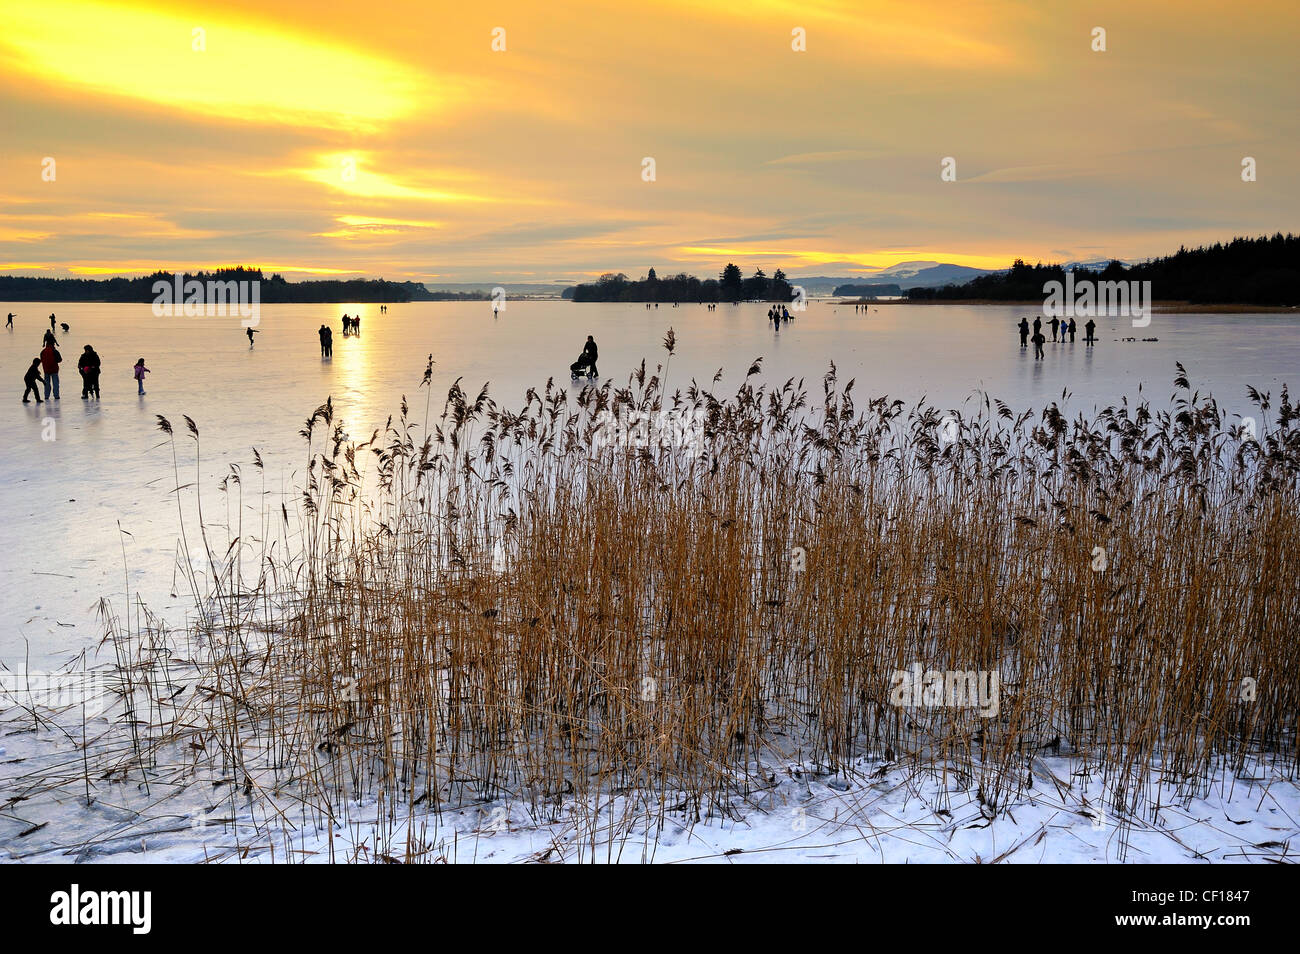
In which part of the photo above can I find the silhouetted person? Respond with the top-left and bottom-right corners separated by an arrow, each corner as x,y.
319,324 -> 332,357
5,313 -> 13,329
247,327 -> 259,347
1032,316 -> 1042,339
79,345 -> 101,399
1068,317 -> 1076,343
1018,317 -> 1029,348
1032,331 -> 1045,360
22,358 -> 44,403
352,315 -> 360,333
1084,318 -> 1096,346
39,340 -> 61,401
43,329 -> 57,348
1049,316 -> 1060,342
342,314 -> 351,334
133,357 -> 150,395
570,335 -> 598,376
49,314 -> 56,332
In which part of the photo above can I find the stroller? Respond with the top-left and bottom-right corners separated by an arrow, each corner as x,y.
570,353 -> 597,378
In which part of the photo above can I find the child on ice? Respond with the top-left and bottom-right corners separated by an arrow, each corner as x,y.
133,358 -> 150,395
22,357 -> 44,403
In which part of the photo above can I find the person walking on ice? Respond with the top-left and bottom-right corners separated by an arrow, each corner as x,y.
247,327 -> 259,347
570,335 -> 598,377
133,357 -> 150,395
1032,329 -> 1045,360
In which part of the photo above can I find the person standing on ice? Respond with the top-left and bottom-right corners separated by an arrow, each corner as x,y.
5,313 -> 13,329
1032,329 -> 1045,360
1018,317 -> 1029,349
22,357 -> 44,403
319,324 -> 332,357
79,345 -> 101,399
1084,318 -> 1096,346
133,357 -> 150,395
39,339 -> 61,401
1067,317 -> 1077,343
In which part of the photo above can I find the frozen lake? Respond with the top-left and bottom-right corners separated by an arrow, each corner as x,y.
2,299 -> 1297,668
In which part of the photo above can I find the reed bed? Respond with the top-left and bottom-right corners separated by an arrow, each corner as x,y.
11,344 -> 1299,860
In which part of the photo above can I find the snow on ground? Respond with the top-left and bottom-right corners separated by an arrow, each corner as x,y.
2,704 -> 1294,864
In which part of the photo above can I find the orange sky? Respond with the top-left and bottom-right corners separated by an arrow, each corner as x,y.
0,0 -> 1296,282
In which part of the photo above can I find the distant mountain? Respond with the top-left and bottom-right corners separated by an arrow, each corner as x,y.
787,264 -> 998,295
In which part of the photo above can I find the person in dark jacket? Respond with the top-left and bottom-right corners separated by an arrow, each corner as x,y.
79,345 -> 101,399
22,358 -> 44,403
1068,317 -> 1077,343
1084,318 -> 1096,346
319,324 -> 332,357
1018,317 -> 1029,348
40,341 -> 62,400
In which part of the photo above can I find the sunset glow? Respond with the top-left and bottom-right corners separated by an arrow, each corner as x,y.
2,0 -> 1296,281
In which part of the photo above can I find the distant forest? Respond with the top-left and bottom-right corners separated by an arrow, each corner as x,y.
906,234 -> 1300,305
0,267 -> 434,303
566,265 -> 796,303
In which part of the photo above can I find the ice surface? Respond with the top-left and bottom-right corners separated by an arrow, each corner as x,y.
1,299 -> 1297,671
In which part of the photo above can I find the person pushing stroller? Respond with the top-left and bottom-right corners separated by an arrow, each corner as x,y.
570,335 -> 598,378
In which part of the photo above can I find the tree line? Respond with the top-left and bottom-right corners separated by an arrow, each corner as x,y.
0,267 -> 434,302
905,233 -> 1299,305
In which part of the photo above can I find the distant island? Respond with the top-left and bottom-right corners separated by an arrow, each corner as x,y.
565,265 -> 795,303
0,267 -> 435,303
907,233 -> 1299,306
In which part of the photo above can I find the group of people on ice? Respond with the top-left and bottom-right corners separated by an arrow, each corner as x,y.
767,305 -> 792,327
1018,315 -> 1096,359
12,313 -> 124,403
